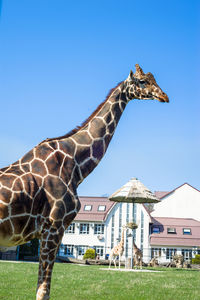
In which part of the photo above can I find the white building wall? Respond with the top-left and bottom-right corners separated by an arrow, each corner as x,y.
152,184 -> 200,221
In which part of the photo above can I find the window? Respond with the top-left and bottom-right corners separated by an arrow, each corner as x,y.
98,205 -> 106,211
77,245 -> 88,256
183,228 -> 191,235
140,210 -> 144,253
132,204 -> 137,241
182,249 -> 192,260
119,203 -> 122,240
65,223 -> 75,234
151,248 -> 161,258
166,248 -> 177,260
64,245 -> 74,256
94,224 -> 104,235
167,228 -> 176,234
152,226 -> 160,234
84,205 -> 92,211
111,215 -> 115,249
80,223 -> 89,234
126,204 -> 130,257
94,246 -> 104,257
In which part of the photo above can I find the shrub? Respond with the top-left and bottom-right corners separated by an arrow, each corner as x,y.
83,248 -> 96,260
191,254 -> 200,264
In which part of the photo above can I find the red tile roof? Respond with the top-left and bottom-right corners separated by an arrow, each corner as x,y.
154,191 -> 169,199
74,196 -> 115,222
150,217 -> 200,247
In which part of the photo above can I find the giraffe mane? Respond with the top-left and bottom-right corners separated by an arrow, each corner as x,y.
39,81 -> 123,145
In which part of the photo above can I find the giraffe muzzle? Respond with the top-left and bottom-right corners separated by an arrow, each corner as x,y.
154,93 -> 169,103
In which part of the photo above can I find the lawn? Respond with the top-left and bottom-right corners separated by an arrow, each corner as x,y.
0,262 -> 200,300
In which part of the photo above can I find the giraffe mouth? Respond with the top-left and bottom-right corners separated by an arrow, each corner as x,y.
154,95 -> 169,103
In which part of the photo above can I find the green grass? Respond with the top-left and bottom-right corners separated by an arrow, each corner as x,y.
0,262 -> 200,300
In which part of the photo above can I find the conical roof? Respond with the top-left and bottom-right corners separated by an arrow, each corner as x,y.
109,178 -> 160,203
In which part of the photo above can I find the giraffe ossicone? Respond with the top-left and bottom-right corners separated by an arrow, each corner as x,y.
0,64 -> 169,300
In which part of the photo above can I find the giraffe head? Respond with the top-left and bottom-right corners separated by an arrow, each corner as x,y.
122,225 -> 128,231
125,64 -> 169,102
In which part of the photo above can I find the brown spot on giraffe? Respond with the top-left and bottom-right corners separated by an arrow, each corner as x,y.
0,187 -> 12,204
31,159 -> 47,176
46,152 -> 65,176
35,144 -> 54,160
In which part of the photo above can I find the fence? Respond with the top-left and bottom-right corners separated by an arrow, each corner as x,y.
1,242 -> 199,263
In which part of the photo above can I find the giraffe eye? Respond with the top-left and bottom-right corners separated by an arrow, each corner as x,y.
139,80 -> 146,85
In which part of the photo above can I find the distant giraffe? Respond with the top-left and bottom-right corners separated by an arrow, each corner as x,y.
0,64 -> 169,300
109,225 -> 127,269
133,240 -> 143,269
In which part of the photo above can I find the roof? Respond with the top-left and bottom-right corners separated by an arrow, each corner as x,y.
141,204 -> 154,223
74,196 -> 115,222
150,217 -> 200,247
156,183 -> 200,200
109,178 -> 159,203
154,191 -> 169,199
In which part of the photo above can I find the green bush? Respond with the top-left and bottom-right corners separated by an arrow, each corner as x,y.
83,248 -> 96,260
191,254 -> 200,264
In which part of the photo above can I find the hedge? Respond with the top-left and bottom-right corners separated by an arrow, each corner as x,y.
83,248 -> 96,259
191,254 -> 200,264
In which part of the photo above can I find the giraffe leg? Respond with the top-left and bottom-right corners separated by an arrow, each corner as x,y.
109,256 -> 112,269
140,256 -> 143,269
113,257 -> 117,268
36,227 -> 63,300
135,256 -> 138,269
118,254 -> 121,269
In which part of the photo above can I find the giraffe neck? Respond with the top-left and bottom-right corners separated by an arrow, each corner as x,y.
120,227 -> 125,246
133,240 -> 138,250
65,81 -> 129,183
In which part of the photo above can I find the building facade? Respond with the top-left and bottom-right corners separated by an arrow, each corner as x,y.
61,183 -> 200,264
150,217 -> 200,263
61,196 -> 152,263
1,182 -> 200,264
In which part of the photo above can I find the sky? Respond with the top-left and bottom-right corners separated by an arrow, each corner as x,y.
0,0 -> 199,197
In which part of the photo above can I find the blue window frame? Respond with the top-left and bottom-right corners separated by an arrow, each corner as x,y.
152,226 -> 160,234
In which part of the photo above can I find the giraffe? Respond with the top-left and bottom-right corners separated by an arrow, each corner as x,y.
133,240 -> 143,269
109,225 -> 127,269
0,64 -> 169,300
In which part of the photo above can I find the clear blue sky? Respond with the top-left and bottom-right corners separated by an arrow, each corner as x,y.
0,0 -> 199,196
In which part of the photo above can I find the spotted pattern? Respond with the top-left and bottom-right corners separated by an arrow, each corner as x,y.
133,241 -> 143,269
109,226 -> 126,269
0,65 -> 169,300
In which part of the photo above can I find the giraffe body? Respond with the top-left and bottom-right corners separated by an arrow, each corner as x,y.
133,240 -> 143,269
109,226 -> 126,269
0,64 -> 168,299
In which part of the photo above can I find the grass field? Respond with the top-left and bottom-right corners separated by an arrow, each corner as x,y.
0,262 -> 200,300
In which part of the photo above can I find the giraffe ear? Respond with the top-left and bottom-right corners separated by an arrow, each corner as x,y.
128,70 -> 134,81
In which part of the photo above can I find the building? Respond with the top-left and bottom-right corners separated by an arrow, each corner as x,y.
61,196 -> 152,263
1,182 -> 200,264
61,182 -> 200,263
150,217 -> 200,263
152,183 -> 200,222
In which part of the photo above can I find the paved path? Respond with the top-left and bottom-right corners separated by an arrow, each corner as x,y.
100,268 -> 161,273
